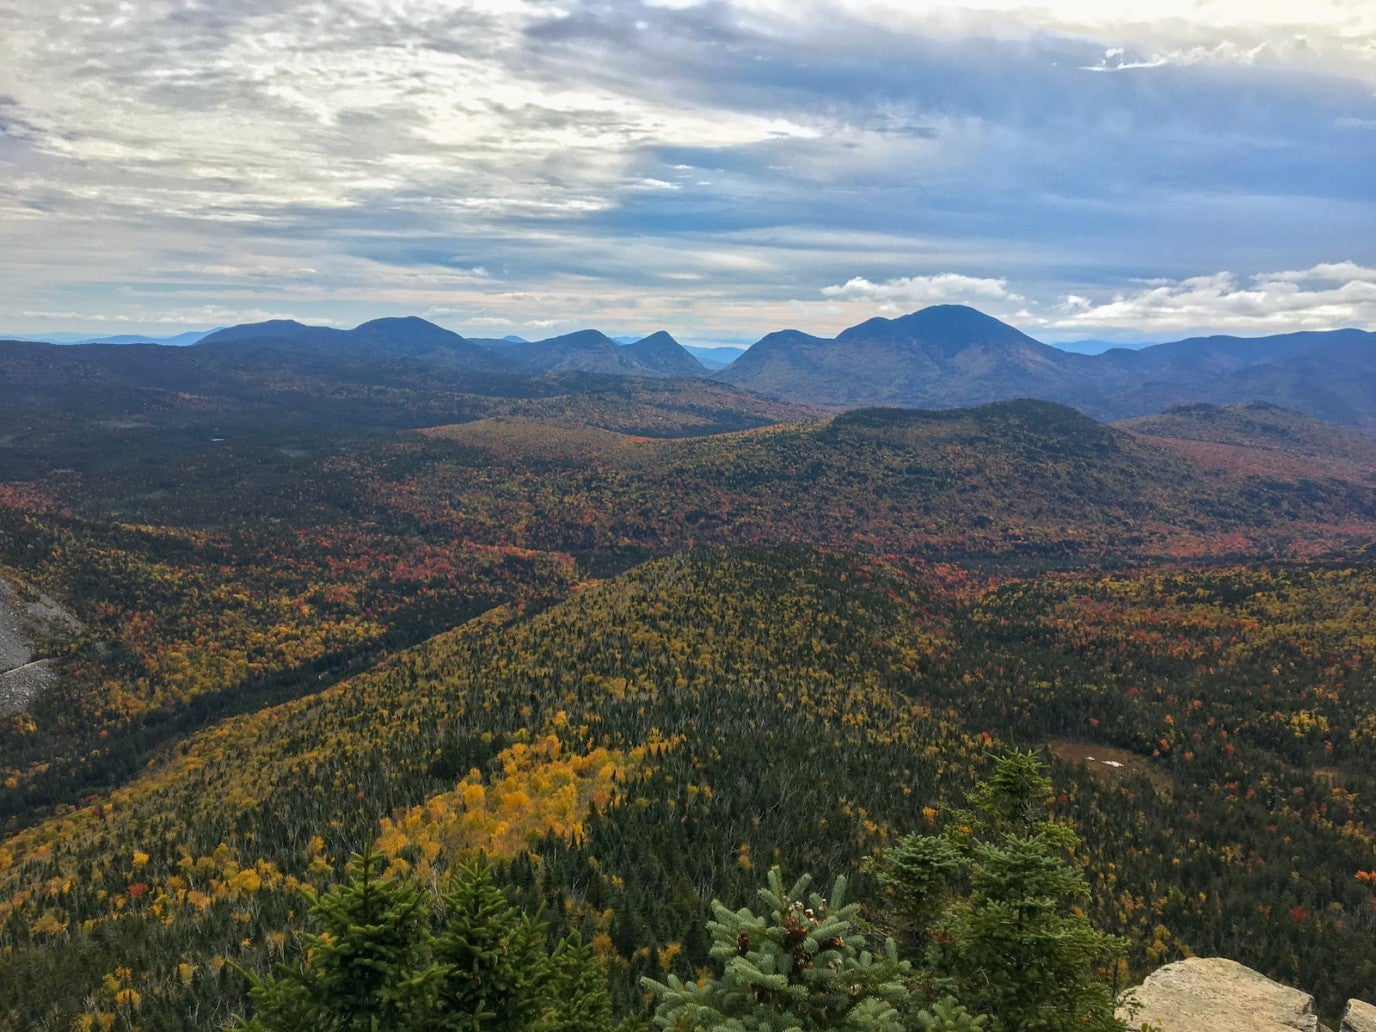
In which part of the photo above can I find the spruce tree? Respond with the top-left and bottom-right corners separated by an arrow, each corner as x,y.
644,866 -> 909,1032
874,751 -> 1126,1032
238,847 -> 435,1031
236,850 -> 618,1032
432,853 -> 553,1031
537,933 -> 617,1032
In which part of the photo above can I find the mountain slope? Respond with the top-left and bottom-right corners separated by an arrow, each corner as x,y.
4,547 -> 1376,1025
1119,402 -> 1376,483
383,399 -> 1376,564
11,392 -> 1374,839
0,548 -> 976,1028
716,305 -> 1095,409
1216,336 -> 1376,431
486,329 -> 694,377
1125,328 -> 1371,376
198,316 -> 518,374
623,331 -> 704,376
1095,330 -> 1376,425
714,306 -> 1376,427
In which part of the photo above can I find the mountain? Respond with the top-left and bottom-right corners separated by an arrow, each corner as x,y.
622,331 -> 704,376
1129,328 -> 1368,376
4,347 -> 1376,1028
20,309 -> 1376,427
0,329 -> 215,345
198,315 -> 518,374
202,323 -> 699,379
482,328 -> 697,378
714,306 -> 1376,428
76,329 -> 215,346
1118,401 -> 1376,483
410,398 -> 1376,566
1048,338 -> 1153,355
5,543 -> 1376,1025
1091,329 -> 1376,427
1211,335 -> 1376,431
197,318 -> 333,346
716,304 -> 1092,409
492,329 -> 637,374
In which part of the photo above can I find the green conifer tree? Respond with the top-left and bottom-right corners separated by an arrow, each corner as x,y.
644,866 -> 909,1032
237,847 -> 435,1031
537,933 -> 617,1032
873,751 -> 1126,1032
236,850 -> 619,1032
432,853 -> 553,1031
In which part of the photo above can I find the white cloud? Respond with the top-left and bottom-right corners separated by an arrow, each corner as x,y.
822,273 -> 1022,305
1046,262 -> 1376,335
0,0 -> 816,235
1081,38 -> 1312,72
726,0 -> 1376,89
628,178 -> 682,191
1259,261 -> 1376,285
1,0 -> 1373,340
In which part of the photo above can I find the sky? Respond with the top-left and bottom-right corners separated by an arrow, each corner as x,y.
2,0 -> 1375,347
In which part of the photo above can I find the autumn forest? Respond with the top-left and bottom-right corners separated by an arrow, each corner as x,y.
1,337 -> 1375,1029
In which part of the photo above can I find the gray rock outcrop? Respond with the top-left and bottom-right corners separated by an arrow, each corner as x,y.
1118,957 -> 1318,1032
1342,999 -> 1376,1032
0,573 -> 82,716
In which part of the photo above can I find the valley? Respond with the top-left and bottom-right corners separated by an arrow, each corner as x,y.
1,311 -> 1375,1029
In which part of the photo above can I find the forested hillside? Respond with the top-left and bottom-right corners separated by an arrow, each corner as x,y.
1,352 -> 1375,1029
3,549 -> 1376,1028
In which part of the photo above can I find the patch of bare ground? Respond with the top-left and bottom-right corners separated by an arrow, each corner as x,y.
1049,739 -> 1172,791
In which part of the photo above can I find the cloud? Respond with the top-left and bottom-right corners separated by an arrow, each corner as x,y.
822,274 -> 1023,305
18,305 -> 326,327
1046,262 -> 1376,335
801,1 -> 1376,81
1260,261 -> 1376,286
1081,38 -> 1327,73
0,0 -> 1374,340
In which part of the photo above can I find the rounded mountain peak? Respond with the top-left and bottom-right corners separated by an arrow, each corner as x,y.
837,304 -> 1037,347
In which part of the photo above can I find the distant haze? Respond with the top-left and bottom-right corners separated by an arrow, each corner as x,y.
1047,340 -> 1158,355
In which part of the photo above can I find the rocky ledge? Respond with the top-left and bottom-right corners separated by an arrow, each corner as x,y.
1119,957 -> 1374,1032
1343,999 -> 1376,1032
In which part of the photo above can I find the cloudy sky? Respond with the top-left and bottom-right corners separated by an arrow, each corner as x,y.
2,0 -> 1374,345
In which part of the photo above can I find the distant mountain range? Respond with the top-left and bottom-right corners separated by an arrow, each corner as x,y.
0,329 -> 217,346
11,305 -> 1376,428
713,306 -> 1376,430
473,328 -> 704,377
715,306 -> 1081,411
197,316 -> 518,375
684,345 -> 747,369
1046,338 -> 1155,355
198,319 -> 705,379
